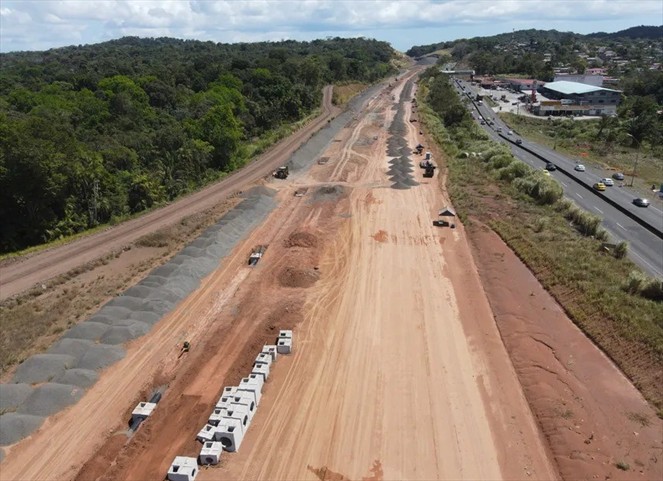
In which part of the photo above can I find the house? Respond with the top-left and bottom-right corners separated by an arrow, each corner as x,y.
503,78 -> 545,91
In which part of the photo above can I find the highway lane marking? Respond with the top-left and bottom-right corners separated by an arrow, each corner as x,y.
560,181 -> 567,187
630,250 -> 663,278
576,193 -> 583,199
616,222 -> 627,230
594,207 -> 603,214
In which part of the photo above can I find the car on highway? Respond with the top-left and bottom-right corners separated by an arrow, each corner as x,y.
601,177 -> 614,186
633,198 -> 650,207
574,164 -> 586,172
613,172 -> 625,180
515,139 -> 523,145
496,127 -> 502,133
507,130 -> 513,135
480,120 -> 486,125
593,182 -> 606,191
545,162 -> 557,171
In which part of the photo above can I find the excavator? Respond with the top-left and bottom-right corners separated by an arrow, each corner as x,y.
178,341 -> 190,359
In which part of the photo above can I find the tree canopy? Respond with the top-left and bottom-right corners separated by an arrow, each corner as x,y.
0,36 -> 397,252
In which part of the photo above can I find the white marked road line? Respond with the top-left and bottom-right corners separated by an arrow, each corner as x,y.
594,207 -> 603,214
560,181 -> 567,187
576,193 -> 583,199
616,222 -> 627,230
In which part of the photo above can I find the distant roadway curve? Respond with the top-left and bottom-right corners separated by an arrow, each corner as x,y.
0,86 -> 339,301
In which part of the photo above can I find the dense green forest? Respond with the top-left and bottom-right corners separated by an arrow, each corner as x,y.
0,37 -> 397,252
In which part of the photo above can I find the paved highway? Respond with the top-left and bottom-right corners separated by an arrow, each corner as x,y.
452,79 -> 663,277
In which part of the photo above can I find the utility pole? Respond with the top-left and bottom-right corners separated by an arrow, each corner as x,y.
626,134 -> 641,187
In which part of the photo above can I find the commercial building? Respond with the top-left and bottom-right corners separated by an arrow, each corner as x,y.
534,80 -> 621,116
553,74 -> 604,87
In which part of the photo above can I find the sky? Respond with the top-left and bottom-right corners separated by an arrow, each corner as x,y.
1,0 -> 661,53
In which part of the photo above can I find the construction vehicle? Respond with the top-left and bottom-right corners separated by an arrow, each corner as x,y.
248,245 -> 267,266
178,341 -> 190,359
273,166 -> 289,179
423,163 -> 436,178
415,144 -> 424,155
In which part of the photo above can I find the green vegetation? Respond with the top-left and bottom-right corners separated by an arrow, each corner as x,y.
0,36 -> 397,253
332,82 -> 368,105
499,112 -> 663,191
419,67 -> 663,414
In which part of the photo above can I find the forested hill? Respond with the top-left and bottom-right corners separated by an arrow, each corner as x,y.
587,25 -> 663,40
405,25 -> 662,58
0,37 -> 397,252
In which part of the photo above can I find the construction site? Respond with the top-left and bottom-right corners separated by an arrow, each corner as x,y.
0,68 -> 661,481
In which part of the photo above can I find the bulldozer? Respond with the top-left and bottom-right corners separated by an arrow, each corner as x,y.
423,163 -> 436,178
273,166 -> 289,179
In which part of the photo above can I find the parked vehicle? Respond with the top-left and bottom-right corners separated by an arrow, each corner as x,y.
574,164 -> 586,172
613,172 -> 625,180
593,182 -> 606,191
633,198 -> 650,207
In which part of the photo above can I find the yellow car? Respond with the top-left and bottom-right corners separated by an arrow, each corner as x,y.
593,182 -> 606,191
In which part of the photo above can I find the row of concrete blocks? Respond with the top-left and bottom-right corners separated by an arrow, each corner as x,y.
167,330 -> 293,481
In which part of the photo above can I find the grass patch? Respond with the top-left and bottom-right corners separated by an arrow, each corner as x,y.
332,82 -> 367,106
626,411 -> 651,427
419,85 -> 663,416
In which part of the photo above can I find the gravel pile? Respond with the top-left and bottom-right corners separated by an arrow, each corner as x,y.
287,83 -> 385,173
0,185 -> 277,446
386,79 -> 418,190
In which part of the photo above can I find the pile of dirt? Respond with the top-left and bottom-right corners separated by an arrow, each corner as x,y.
284,231 -> 319,249
311,185 -> 346,203
278,266 -> 321,288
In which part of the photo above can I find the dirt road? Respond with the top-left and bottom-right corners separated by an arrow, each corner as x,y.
0,86 -> 338,301
0,73 -> 558,480
213,75 -> 557,480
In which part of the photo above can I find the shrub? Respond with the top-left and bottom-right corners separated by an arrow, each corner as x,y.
490,154 -> 514,169
641,278 -> 663,301
498,160 -> 532,181
624,270 -> 648,294
563,203 -> 603,236
513,174 -> 563,205
614,241 -> 628,259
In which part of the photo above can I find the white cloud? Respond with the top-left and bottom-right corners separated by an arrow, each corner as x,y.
1,0 -> 661,52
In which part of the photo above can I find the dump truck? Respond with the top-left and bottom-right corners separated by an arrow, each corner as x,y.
248,245 -> 267,266
273,166 -> 289,179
